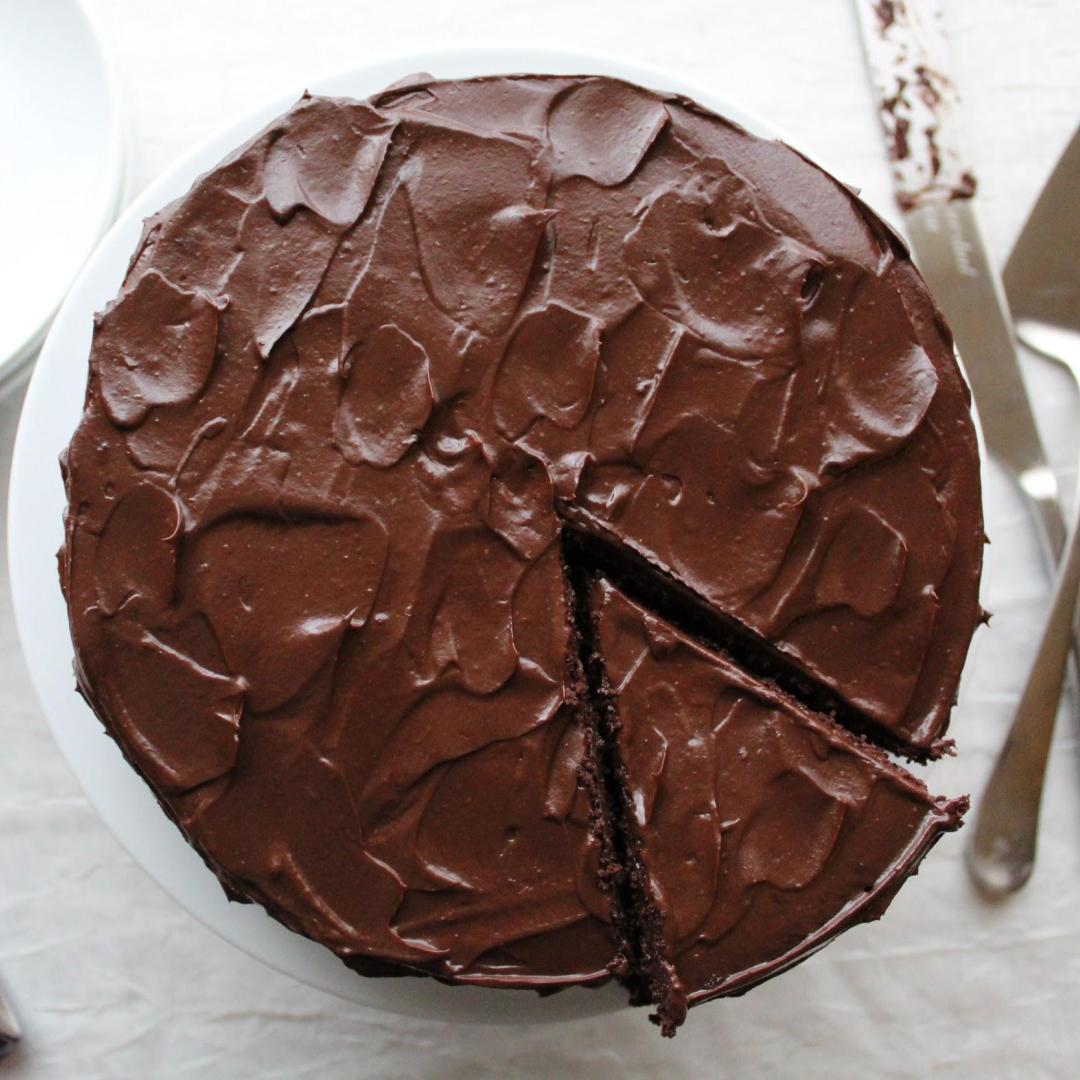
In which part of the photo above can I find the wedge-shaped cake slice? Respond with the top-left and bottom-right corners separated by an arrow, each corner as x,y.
589,577 -> 967,1035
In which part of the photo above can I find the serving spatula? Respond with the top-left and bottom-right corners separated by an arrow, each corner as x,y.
968,127 -> 1080,893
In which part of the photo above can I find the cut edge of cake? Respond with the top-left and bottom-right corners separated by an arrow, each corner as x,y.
559,511 -> 952,761
561,538 -> 688,1030
573,566 -> 968,1036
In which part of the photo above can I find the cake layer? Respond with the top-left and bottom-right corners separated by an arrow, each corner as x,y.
589,578 -> 967,1033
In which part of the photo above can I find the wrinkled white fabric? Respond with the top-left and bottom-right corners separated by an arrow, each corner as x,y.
2,1 -> 1079,1076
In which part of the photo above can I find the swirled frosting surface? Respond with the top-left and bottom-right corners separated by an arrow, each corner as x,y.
591,579 -> 966,1031
60,74 -> 981,1023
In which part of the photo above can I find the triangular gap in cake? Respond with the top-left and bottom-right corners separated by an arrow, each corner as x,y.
560,538 -> 687,1034
560,519 -> 934,763
555,543 -> 641,992
581,570 -> 967,1035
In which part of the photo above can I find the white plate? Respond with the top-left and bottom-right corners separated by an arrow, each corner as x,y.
0,0 -> 124,391
8,46 -> 804,1024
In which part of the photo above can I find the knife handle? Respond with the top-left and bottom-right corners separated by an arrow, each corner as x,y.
0,989 -> 19,1061
854,0 -> 975,209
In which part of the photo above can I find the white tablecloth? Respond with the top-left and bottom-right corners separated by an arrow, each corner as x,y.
2,1 -> 1079,1076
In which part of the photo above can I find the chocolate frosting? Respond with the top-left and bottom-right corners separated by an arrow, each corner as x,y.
590,578 -> 966,1031
59,74 -> 982,1027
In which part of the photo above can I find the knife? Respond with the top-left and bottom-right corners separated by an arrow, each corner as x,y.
853,0 -> 1079,672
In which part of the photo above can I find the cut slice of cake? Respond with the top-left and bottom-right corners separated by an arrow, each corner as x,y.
587,576 -> 967,1034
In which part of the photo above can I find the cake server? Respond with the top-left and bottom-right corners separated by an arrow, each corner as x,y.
0,988 -> 20,1060
853,0 -> 1075,616
968,127 -> 1080,893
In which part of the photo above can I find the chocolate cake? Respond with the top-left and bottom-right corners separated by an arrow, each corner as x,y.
59,73 -> 983,1033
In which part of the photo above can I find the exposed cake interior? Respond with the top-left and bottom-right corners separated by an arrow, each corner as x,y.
560,520 -> 924,761
562,540 -> 687,1031
559,551 -> 639,987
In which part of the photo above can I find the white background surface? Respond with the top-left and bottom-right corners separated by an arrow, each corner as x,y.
1,1 -> 1078,1076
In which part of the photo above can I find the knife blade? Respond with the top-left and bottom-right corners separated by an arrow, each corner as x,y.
854,0 -> 1074,615
1004,125 -> 1080,353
